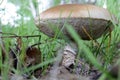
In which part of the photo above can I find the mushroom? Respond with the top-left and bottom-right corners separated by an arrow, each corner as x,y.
35,4 -> 117,68
35,4 -> 117,40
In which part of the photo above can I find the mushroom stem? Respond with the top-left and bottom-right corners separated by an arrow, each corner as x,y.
61,43 -> 77,68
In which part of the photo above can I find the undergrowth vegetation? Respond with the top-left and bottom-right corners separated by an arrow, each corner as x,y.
0,0 -> 120,80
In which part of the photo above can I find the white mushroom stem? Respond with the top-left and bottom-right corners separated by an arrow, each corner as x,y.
49,43 -> 77,80
61,43 -> 77,68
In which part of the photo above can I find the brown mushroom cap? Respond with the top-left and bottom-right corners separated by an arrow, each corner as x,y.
35,4 -> 117,40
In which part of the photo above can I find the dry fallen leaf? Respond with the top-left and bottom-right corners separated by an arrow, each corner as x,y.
25,46 -> 41,67
16,37 -> 22,51
40,66 -> 90,80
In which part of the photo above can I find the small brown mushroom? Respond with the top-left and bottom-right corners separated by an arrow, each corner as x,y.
35,4 -> 117,40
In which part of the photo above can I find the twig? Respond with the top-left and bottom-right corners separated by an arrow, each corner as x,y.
30,42 -> 41,48
0,32 -> 17,36
1,35 -> 41,38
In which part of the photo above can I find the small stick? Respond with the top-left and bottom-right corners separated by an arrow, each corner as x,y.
1,35 -> 41,38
